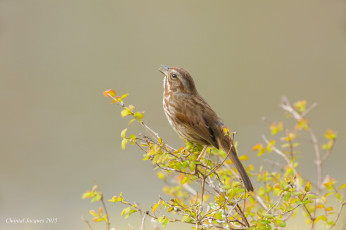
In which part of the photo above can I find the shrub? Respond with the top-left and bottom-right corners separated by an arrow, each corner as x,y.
82,90 -> 345,230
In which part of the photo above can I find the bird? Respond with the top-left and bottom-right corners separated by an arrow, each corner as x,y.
159,65 -> 254,192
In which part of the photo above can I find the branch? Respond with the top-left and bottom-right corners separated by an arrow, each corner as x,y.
262,135 -> 300,190
107,93 -> 176,151
279,97 -> 322,194
100,194 -> 111,230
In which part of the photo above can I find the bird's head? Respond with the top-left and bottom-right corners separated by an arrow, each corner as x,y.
158,65 -> 197,95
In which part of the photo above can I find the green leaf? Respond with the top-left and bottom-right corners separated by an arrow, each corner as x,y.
89,210 -> 98,217
325,129 -> 337,140
214,210 -> 222,220
315,215 -> 328,222
120,93 -> 129,100
121,109 -> 130,117
91,184 -> 98,191
292,191 -> 303,196
294,100 -> 307,113
91,193 -> 102,203
121,139 -> 128,150
305,182 -> 312,192
181,176 -> 188,184
158,216 -> 169,228
128,118 -> 136,125
270,121 -> 283,135
121,128 -> 127,138
134,112 -> 144,120
82,191 -> 93,199
108,196 -> 117,203
182,215 -> 194,223
305,194 -> 319,199
264,214 -> 274,219
121,207 -> 130,217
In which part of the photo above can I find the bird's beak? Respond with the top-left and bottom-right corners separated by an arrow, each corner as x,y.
158,64 -> 170,76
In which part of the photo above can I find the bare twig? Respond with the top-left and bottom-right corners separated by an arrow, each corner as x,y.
82,216 -> 94,230
306,126 -> 323,194
279,97 -> 322,194
101,194 -> 111,230
302,102 -> 318,117
328,189 -> 346,230
253,195 -> 269,211
266,192 -> 285,215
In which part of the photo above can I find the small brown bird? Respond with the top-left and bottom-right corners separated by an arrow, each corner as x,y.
159,65 -> 254,191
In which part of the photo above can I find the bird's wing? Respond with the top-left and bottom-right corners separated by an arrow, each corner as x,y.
174,102 -> 219,149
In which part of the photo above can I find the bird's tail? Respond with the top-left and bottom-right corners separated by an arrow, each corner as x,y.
221,141 -> 254,192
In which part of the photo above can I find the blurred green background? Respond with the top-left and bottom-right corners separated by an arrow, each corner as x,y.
1,0 -> 346,229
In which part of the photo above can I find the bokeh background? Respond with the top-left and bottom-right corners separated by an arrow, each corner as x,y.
1,0 -> 346,229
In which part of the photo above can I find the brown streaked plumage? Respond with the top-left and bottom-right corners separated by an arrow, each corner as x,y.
159,65 -> 254,192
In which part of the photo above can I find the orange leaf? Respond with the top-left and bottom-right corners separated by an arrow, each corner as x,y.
103,89 -> 116,97
252,144 -> 263,151
177,146 -> 185,152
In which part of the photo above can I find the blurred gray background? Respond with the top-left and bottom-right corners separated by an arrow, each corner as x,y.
1,0 -> 346,229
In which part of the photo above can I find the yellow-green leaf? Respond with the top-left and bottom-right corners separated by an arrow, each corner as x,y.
82,191 -> 93,199
325,129 -> 337,140
294,100 -> 307,113
296,118 -> 308,130
134,112 -> 144,120
152,203 -> 160,213
121,109 -> 131,117
121,93 -> 129,100
157,171 -> 165,180
121,128 -> 127,138
89,210 -> 98,217
121,139 -> 128,150
238,155 -> 249,161
270,121 -> 283,135
305,182 -> 312,192
338,184 -> 346,190
108,196 -> 117,203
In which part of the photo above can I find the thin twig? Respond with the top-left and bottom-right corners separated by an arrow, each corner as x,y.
262,135 -> 300,190
140,214 -> 146,230
302,102 -> 318,117
82,216 -> 94,230
253,195 -> 269,211
236,204 -> 250,227
107,93 -> 176,151
328,189 -> 346,230
308,127 -> 322,194
280,97 -> 322,195
101,195 -> 111,230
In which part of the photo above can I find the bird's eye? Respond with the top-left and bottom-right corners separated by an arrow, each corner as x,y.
171,74 -> 177,79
